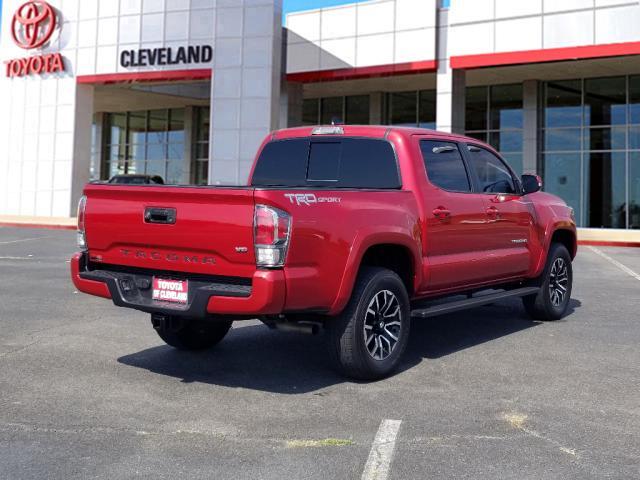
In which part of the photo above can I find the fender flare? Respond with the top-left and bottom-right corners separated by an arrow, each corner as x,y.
328,227 -> 422,315
533,222 -> 577,277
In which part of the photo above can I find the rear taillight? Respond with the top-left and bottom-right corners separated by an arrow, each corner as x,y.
254,204 -> 291,267
77,195 -> 87,251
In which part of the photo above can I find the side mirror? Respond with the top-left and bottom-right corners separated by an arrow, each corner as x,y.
521,174 -> 542,195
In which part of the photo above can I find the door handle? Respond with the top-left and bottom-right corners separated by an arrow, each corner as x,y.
486,206 -> 499,221
144,207 -> 177,224
433,207 -> 451,220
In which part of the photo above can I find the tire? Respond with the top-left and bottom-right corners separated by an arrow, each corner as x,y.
152,316 -> 232,351
326,267 -> 411,380
523,243 -> 573,321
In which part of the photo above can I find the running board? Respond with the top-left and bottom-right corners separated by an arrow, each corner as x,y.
411,287 -> 540,319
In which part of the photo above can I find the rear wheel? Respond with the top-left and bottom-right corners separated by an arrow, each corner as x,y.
152,316 -> 232,351
326,267 -> 410,380
523,243 -> 573,321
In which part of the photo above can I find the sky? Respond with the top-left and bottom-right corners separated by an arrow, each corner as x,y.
282,0 -> 370,16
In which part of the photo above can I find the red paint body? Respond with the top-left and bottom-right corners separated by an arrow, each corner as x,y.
71,126 -> 576,318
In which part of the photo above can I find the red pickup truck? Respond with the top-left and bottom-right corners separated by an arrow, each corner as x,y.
71,126 -> 576,380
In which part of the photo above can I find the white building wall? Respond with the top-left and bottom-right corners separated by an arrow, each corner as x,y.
286,0 -> 437,74
449,0 -> 640,57
0,0 -> 282,217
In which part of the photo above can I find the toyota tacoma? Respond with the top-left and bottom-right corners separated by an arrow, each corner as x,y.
71,126 -> 577,380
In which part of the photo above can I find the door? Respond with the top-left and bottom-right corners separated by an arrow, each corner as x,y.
419,139 -> 495,291
463,144 -> 533,278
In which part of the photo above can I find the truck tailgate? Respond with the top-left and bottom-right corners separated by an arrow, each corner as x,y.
83,184 -> 257,279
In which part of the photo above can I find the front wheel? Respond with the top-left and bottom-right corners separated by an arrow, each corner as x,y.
523,243 -> 573,321
152,316 -> 232,351
326,267 -> 411,380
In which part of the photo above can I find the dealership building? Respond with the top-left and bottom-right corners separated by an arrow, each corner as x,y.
1,0 -> 640,237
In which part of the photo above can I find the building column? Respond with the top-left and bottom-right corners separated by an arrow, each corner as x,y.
70,84 -> 95,216
523,80 -> 539,174
435,8 -> 465,134
209,0 -> 283,185
280,81 -> 303,128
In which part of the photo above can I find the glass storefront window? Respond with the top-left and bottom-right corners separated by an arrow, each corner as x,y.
465,84 -> 523,175
302,96 -> 370,125
192,106 -> 210,185
465,86 -> 487,131
490,84 -> 523,130
629,153 -> 640,229
389,92 -> 417,126
302,99 -> 319,126
546,80 -> 582,128
321,97 -> 343,124
345,95 -> 370,124
584,77 -> 626,126
586,152 -> 627,229
544,153 -> 582,225
543,76 -> 640,229
386,90 -> 436,128
419,90 -> 436,129
102,109 -> 188,185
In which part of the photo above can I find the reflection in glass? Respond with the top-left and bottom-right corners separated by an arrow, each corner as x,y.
168,109 -> 185,143
584,77 -> 626,126
629,76 -> 640,125
321,97 -> 343,124
586,152 -> 626,228
544,153 -> 582,225
128,112 -> 147,144
148,109 -> 168,143
489,130 -> 523,152
109,113 -> 127,145
389,91 -> 417,126
465,86 -> 487,131
419,90 -> 436,129
584,127 -> 626,151
490,84 -> 523,130
545,128 -> 581,152
630,153 -> 640,229
345,95 -> 370,125
502,153 -> 523,176
302,99 -> 319,125
546,80 -> 582,128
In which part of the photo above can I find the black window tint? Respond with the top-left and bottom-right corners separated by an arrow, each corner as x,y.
251,137 -> 400,189
251,140 -> 309,186
308,142 -> 340,182
420,140 -> 471,192
339,139 -> 400,188
466,146 -> 517,194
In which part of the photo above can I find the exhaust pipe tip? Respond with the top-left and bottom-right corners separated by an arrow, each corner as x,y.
273,321 -> 320,335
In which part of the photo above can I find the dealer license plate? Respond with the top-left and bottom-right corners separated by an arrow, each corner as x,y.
152,277 -> 188,305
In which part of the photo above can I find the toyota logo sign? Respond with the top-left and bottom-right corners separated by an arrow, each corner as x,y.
11,1 -> 57,50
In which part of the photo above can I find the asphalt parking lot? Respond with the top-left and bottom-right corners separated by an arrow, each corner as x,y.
0,227 -> 639,479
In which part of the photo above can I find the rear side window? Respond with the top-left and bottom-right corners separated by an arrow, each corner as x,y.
420,140 -> 471,192
465,146 -> 517,194
251,138 -> 400,189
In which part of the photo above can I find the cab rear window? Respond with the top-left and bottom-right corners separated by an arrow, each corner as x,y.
251,138 -> 401,189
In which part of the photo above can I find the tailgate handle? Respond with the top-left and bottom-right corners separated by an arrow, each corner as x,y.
144,207 -> 177,225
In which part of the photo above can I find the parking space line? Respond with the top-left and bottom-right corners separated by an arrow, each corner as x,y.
0,236 -> 49,245
361,419 -> 402,480
588,246 -> 640,282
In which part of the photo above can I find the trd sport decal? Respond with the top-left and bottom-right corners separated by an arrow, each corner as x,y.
284,193 -> 342,206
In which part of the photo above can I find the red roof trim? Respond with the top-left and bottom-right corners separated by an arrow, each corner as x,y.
286,60 -> 437,83
450,41 -> 640,70
76,69 -> 212,85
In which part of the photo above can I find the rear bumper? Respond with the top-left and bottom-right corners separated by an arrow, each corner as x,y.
70,253 -> 286,318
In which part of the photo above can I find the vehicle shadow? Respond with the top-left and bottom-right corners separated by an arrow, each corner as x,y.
117,298 -> 582,393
